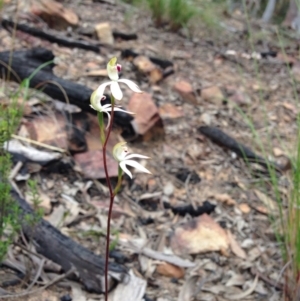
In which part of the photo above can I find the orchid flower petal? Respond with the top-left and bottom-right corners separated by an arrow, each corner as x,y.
90,90 -> 102,111
103,111 -> 111,129
118,79 -> 142,93
107,57 -> 119,81
110,81 -> 123,100
123,160 -> 151,175
101,104 -> 112,110
95,82 -> 111,99
113,107 -> 135,115
119,161 -> 133,178
124,154 -> 150,160
113,142 -> 127,161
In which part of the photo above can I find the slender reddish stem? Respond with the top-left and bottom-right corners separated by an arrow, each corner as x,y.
102,100 -> 115,301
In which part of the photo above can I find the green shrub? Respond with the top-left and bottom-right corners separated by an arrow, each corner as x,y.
146,0 -> 166,27
168,0 -> 195,31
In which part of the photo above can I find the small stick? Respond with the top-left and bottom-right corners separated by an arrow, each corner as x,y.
11,134 -> 66,153
0,267 -> 75,299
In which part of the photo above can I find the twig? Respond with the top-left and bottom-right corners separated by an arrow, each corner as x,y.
0,267 -> 75,299
11,134 -> 67,153
8,161 -> 23,180
250,267 -> 283,290
25,258 -> 45,292
184,173 -> 197,211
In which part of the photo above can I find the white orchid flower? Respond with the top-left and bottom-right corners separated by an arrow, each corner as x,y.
113,142 -> 151,179
94,57 -> 142,101
90,91 -> 134,128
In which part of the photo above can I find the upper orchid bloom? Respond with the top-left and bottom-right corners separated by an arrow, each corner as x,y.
90,90 -> 134,128
113,142 -> 151,179
95,57 -> 142,101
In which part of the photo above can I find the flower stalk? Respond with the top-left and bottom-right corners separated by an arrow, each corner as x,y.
91,57 -> 151,301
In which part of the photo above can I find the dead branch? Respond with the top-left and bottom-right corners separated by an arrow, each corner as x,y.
10,190 -> 128,293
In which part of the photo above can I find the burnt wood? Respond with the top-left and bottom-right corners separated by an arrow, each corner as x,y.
0,48 -> 133,129
1,19 -> 101,53
198,126 -> 283,172
12,190 -> 127,293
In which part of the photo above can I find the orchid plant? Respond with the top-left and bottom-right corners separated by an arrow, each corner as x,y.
91,57 -> 151,300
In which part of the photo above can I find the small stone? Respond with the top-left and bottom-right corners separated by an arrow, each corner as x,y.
133,56 -> 163,84
158,103 -> 183,119
163,182 -> 174,196
95,22 -> 114,45
133,56 -> 156,73
273,147 -> 284,157
201,86 -> 224,104
46,180 -> 55,189
173,80 -> 198,105
147,178 -> 158,192
200,113 -> 211,125
228,90 -> 251,106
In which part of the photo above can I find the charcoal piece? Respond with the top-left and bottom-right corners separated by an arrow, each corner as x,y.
175,168 -> 201,184
113,31 -> 138,41
2,19 -> 100,53
198,126 -> 283,172
164,200 -> 215,217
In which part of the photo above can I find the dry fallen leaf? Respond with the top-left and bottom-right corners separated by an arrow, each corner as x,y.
178,275 -> 200,301
215,193 -> 237,206
4,140 -> 62,163
74,150 -> 118,179
156,262 -> 185,279
128,93 -> 162,136
238,203 -> 251,214
158,103 -> 184,120
45,204 -> 66,228
123,239 -> 195,268
224,275 -> 258,300
225,273 -> 245,287
173,80 -> 198,105
170,214 -> 229,255
108,269 -> 146,301
71,283 -> 86,301
31,0 -> 79,29
226,230 -> 246,259
25,190 -> 51,215
201,86 -> 224,104
273,147 -> 284,157
254,190 -> 278,214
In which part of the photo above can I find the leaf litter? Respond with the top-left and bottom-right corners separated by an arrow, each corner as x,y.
0,0 -> 297,300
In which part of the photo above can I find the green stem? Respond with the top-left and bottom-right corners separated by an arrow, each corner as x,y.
97,111 -> 106,145
113,166 -> 123,195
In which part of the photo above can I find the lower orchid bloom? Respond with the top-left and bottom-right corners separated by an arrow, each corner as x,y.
94,57 -> 142,101
90,90 -> 134,128
113,142 -> 151,179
